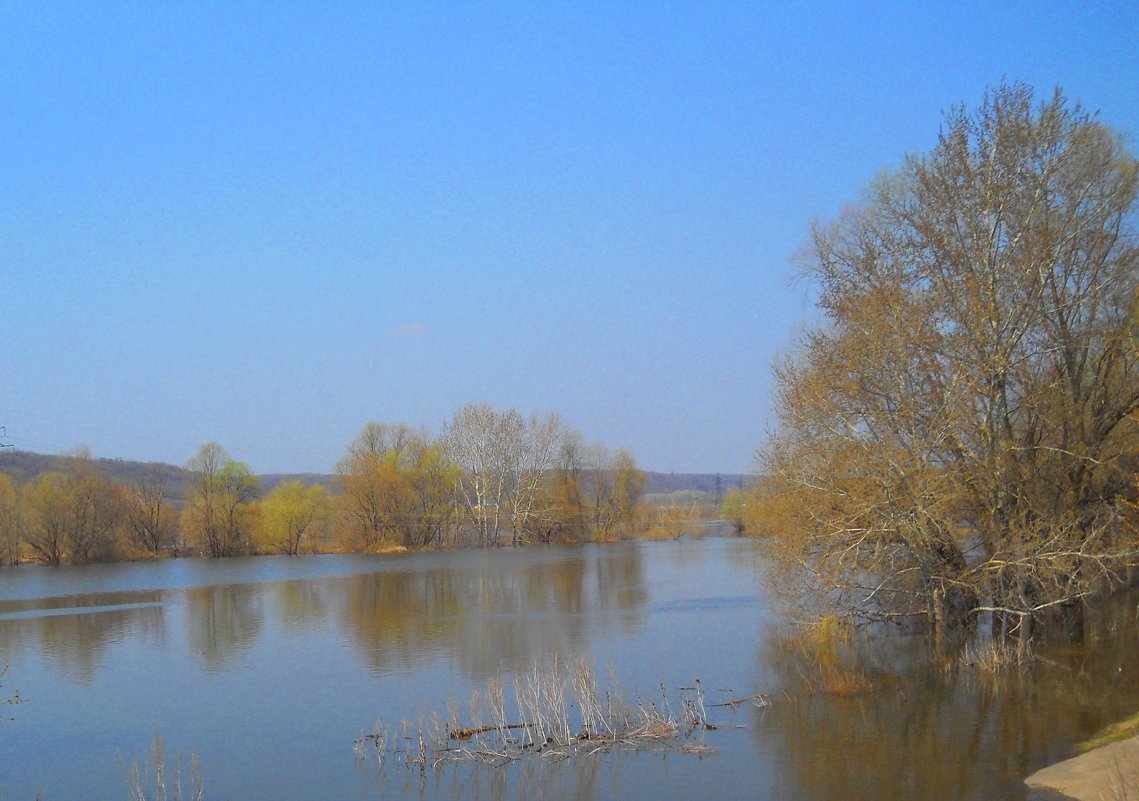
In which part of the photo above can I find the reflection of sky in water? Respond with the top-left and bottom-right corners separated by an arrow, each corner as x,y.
0,540 -> 1133,801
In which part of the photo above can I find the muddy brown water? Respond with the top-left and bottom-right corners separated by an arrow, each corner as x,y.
0,539 -> 1135,800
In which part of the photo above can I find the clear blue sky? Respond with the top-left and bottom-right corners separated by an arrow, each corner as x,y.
3,2 -> 1136,475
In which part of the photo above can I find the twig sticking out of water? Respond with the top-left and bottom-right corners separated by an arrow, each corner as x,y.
1,663 -> 23,721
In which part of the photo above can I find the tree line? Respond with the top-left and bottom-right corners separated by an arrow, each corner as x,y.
0,403 -> 646,566
747,82 -> 1138,648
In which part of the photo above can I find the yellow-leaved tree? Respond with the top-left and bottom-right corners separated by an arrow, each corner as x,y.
258,480 -> 331,555
182,443 -> 259,557
0,474 -> 23,566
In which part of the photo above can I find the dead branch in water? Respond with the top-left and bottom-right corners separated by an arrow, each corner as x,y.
449,722 -> 534,740
709,692 -> 770,709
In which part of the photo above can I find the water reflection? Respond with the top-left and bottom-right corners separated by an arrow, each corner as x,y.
336,547 -> 646,678
1,547 -> 648,685
270,578 -> 331,629
337,568 -> 461,674
595,545 -> 648,612
0,589 -> 164,617
757,587 -> 1139,801
3,541 -> 1133,801
0,590 -> 166,683
185,583 -> 265,669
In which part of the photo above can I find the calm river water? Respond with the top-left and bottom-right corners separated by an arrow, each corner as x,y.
0,538 -> 1136,800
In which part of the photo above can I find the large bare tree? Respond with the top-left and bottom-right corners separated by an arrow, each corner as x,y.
123,476 -> 175,553
441,404 -> 568,546
762,83 -> 1138,646
442,403 -> 524,546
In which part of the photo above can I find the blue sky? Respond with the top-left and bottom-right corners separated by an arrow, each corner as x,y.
3,2 -> 1137,475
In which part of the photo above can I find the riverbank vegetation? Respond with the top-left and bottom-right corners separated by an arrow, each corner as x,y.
1078,710 -> 1139,753
0,403 -> 731,566
749,82 -> 1138,653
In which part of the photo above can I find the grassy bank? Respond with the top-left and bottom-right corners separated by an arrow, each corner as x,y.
1077,710 -> 1139,752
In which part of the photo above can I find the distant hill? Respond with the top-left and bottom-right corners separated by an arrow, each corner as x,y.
0,450 -> 194,505
0,450 -> 750,507
641,472 -> 750,495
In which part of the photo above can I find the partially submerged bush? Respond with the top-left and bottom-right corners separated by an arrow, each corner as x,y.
355,657 -> 721,769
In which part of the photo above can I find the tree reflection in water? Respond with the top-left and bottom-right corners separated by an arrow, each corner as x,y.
1,541 -> 1135,801
755,587 -> 1139,801
0,591 -> 165,684
185,584 -> 264,670
338,545 -> 646,678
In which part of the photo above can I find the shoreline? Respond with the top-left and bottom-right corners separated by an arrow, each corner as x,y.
1025,738 -> 1139,800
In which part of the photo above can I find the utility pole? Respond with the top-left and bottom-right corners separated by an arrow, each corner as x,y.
0,427 -> 12,452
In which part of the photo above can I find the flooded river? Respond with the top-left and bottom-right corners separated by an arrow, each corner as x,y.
0,538 -> 1135,800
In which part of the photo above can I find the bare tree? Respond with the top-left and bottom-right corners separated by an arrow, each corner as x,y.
442,403 -> 523,546
335,423 -> 422,548
508,412 -> 565,545
761,83 -> 1139,646
336,422 -> 418,470
525,428 -> 590,544
440,404 -> 573,546
124,477 -> 175,553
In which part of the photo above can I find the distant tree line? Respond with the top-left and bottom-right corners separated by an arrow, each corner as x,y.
0,403 -> 650,566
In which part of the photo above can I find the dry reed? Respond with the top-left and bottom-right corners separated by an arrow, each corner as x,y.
122,733 -> 203,801
355,657 -> 721,770
953,639 -> 1034,674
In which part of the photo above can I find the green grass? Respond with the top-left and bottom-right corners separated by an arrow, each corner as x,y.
1077,710 -> 1139,753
